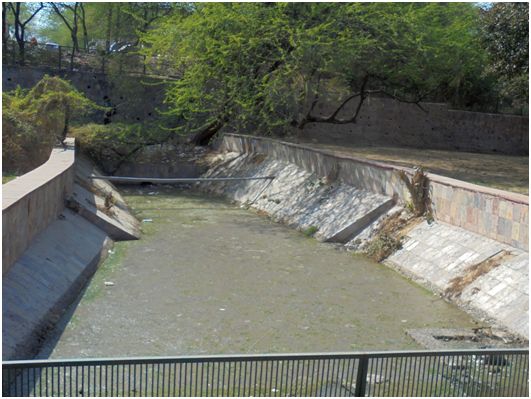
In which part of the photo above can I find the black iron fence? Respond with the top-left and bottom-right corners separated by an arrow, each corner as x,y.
2,40 -> 179,78
2,349 -> 529,397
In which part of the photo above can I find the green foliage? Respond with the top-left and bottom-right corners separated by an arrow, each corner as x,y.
139,3 -> 500,138
2,96 -> 42,173
71,122 -> 171,173
11,75 -> 103,139
481,3 -> 528,79
2,75 -> 102,173
481,3 -> 529,113
302,226 -> 319,237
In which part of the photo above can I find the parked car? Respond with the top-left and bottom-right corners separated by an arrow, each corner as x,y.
44,42 -> 60,51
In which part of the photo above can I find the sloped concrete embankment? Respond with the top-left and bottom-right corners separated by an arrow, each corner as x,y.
202,152 -> 397,245
204,133 -> 529,339
2,140 -> 140,360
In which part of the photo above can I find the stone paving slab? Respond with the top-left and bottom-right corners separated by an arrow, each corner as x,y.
460,251 -> 529,338
386,220 -> 528,338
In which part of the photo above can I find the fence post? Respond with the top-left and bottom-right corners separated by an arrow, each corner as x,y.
354,356 -> 368,397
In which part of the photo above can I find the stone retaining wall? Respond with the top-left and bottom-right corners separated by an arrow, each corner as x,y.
303,96 -> 528,155
219,134 -> 529,251
2,139 -> 75,274
2,66 -> 168,125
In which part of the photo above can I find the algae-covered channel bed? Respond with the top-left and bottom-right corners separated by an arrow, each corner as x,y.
43,186 -> 478,359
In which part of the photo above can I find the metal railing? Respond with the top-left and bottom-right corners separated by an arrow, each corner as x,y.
2,40 -> 180,78
2,349 -> 528,397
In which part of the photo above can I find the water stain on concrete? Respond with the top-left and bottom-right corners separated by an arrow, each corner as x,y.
41,186 -> 479,359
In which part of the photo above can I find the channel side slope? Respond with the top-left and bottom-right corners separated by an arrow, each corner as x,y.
205,138 -> 528,341
202,152 -> 395,244
386,220 -> 528,338
2,209 -> 112,360
72,154 -> 141,241
3,147 -> 140,361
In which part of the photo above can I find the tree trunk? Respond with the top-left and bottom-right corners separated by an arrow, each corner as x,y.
2,3 -> 8,55
105,5 -> 113,52
12,3 -> 25,65
80,3 -> 88,50
188,119 -> 226,146
17,39 -> 24,65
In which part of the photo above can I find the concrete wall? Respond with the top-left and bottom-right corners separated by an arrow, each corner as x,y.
2,66 -> 167,125
2,143 -> 140,360
2,139 -> 75,274
219,134 -> 529,251
303,96 -> 528,155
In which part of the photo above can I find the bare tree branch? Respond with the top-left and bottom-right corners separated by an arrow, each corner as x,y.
299,74 -> 429,129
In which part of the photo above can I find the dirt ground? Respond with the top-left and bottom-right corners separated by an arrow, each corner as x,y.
295,141 -> 529,195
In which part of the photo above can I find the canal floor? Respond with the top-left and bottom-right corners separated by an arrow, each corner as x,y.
41,186 -> 479,359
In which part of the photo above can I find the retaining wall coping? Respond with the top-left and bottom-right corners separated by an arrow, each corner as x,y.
224,133 -> 529,205
2,139 -> 75,209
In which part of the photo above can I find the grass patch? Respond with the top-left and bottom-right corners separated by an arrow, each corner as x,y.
82,242 -> 129,303
302,225 -> 319,237
2,172 -> 18,184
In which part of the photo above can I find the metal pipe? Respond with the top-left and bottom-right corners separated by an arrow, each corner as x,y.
88,176 -> 275,183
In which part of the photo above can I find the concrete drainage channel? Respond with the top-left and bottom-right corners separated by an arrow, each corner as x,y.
2,136 -> 528,396
197,134 -> 528,343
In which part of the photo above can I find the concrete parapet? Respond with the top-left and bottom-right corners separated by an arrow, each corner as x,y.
2,139 -> 75,274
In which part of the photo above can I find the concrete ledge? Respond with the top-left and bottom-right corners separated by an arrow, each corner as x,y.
220,134 -> 529,251
2,139 -> 75,274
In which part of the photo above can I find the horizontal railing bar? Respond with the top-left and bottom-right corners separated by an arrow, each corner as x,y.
4,348 -> 528,368
88,175 -> 276,183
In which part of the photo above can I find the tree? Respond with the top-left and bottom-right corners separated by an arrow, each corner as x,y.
481,2 -> 528,112
2,3 -> 8,54
6,2 -> 45,65
50,2 -> 80,52
140,3 -> 489,144
3,76 -> 103,172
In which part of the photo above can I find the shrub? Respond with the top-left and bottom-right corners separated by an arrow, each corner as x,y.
2,76 -> 103,174
71,122 -> 171,173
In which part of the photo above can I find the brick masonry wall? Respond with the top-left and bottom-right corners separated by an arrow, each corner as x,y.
220,134 -> 529,251
303,96 -> 528,155
429,176 -> 529,250
2,139 -> 75,274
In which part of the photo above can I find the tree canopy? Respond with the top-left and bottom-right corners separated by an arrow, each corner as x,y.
140,2 -> 501,143
4,2 -> 529,144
